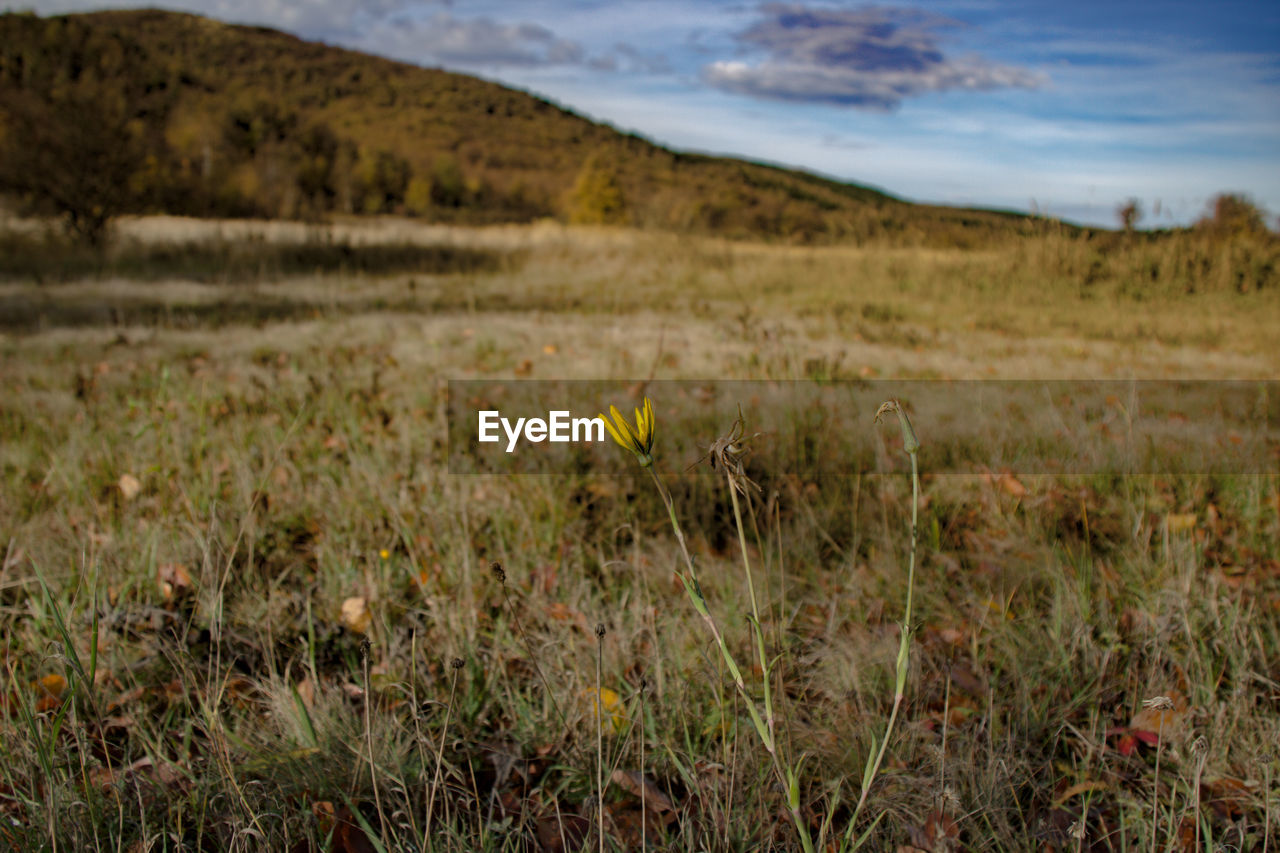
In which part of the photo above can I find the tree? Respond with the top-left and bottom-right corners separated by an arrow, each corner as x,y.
1116,198 -> 1142,232
405,176 -> 433,216
0,82 -> 149,246
568,155 -> 626,224
1198,193 -> 1268,237
428,154 -> 465,208
354,149 -> 411,214
294,121 -> 339,214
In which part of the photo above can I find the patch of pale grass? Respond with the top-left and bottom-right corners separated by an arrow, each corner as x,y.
107,213 -> 635,253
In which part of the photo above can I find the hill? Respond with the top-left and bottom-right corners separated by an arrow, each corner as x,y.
2,8 -> 1068,244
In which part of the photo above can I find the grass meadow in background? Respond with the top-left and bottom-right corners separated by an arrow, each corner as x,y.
1,216 -> 1278,851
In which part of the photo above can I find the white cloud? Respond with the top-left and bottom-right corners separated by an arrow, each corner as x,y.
702,3 -> 1044,108
403,13 -> 585,66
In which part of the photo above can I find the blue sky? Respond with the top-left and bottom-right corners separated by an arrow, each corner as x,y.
11,0 -> 1280,227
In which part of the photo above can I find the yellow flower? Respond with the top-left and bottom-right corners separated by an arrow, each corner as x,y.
598,397 -> 655,467
378,548 -> 390,560
581,687 -> 627,734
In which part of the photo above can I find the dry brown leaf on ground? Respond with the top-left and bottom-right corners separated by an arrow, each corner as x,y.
610,769 -> 677,818
341,597 -> 372,634
1128,692 -> 1189,743
330,804 -> 379,853
534,811 -> 590,853
156,563 -> 193,602
304,797 -> 379,850
904,808 -> 960,853
999,472 -> 1028,497
118,473 -> 142,501
1202,776 -> 1256,820
294,677 -> 316,709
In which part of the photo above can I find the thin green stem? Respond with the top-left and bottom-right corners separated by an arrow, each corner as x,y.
646,466 -> 697,579
727,482 -> 762,626
852,448 -> 919,827
426,661 -> 461,846
596,628 -> 606,853
1151,716 -> 1164,853
727,482 -> 772,728
728,476 -> 812,853
647,460 -> 812,853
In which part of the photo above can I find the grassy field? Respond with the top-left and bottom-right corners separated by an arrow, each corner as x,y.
1,216 -> 1277,851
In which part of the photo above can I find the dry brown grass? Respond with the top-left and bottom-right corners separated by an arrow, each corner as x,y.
0,217 -> 1276,851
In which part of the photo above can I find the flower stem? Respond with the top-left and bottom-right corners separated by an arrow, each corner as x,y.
852,446 -> 919,826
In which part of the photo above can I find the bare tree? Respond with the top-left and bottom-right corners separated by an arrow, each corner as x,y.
1116,198 -> 1142,232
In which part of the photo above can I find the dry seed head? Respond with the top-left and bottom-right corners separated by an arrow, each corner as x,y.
450,657 -> 465,671
595,623 -> 607,639
1191,735 -> 1208,756
490,560 -> 506,585
1142,696 -> 1175,711
689,407 -> 762,495
874,399 -> 920,455
359,637 -> 372,659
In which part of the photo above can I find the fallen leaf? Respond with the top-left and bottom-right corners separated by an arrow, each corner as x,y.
118,474 -> 142,501
610,769 -> 676,816
311,800 -> 335,832
32,673 -> 69,711
999,472 -> 1028,497
914,808 -> 959,852
295,678 -> 316,710
534,812 -> 589,853
34,673 -> 67,699
341,597 -> 372,635
330,804 -> 378,853
156,563 -> 193,602
948,662 -> 987,695
1105,728 -> 1139,756
1131,729 -> 1161,747
546,601 -> 590,633
1203,777 -> 1254,819
1129,692 -> 1188,743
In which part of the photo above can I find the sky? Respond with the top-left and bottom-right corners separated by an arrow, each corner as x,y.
9,0 -> 1280,227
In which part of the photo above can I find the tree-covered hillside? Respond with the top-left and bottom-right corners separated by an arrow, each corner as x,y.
0,9 -> 1090,244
